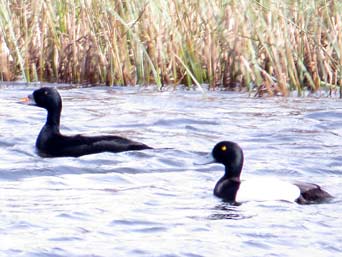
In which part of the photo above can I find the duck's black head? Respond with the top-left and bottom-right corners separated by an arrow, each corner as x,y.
211,141 -> 244,178
29,87 -> 62,113
22,87 -> 62,127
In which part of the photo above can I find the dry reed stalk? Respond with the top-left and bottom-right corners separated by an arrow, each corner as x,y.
0,0 -> 341,96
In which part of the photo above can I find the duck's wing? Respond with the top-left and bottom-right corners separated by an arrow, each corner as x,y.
293,182 -> 332,204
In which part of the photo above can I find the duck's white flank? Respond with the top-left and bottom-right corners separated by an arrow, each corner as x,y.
236,177 -> 301,203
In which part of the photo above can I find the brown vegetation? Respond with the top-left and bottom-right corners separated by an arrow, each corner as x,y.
0,0 -> 341,96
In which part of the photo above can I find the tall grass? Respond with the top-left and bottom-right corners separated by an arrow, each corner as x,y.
0,0 -> 341,96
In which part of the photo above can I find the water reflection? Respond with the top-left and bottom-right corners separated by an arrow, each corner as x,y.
208,204 -> 252,220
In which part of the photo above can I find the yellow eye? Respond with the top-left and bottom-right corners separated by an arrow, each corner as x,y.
221,145 -> 227,151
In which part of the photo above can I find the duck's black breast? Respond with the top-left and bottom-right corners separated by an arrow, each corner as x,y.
214,177 -> 241,202
36,128 -> 152,157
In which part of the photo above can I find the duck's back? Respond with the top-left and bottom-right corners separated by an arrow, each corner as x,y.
36,130 -> 151,157
294,182 -> 332,204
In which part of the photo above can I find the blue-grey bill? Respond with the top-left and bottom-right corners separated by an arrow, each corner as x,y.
193,153 -> 216,165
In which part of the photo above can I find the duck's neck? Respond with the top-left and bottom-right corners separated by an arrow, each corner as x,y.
46,108 -> 61,131
223,172 -> 241,183
223,161 -> 243,182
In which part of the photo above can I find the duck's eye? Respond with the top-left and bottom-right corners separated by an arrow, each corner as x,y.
44,91 -> 48,95
221,145 -> 227,151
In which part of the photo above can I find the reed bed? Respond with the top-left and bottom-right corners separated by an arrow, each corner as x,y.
0,0 -> 341,96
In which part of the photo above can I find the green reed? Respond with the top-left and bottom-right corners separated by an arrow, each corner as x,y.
0,0 -> 341,96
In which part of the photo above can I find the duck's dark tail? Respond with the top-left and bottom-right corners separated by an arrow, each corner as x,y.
129,143 -> 153,151
294,182 -> 333,204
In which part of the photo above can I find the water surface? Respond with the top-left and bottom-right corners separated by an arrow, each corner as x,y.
0,85 -> 341,257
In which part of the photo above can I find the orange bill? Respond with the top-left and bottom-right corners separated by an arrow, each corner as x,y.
20,96 -> 30,103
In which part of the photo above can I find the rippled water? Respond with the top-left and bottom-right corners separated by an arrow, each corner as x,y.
0,85 -> 341,257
